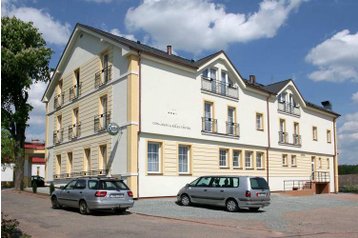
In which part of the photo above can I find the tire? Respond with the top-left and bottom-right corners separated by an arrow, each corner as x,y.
114,208 -> 127,214
51,196 -> 61,209
180,194 -> 191,206
249,207 -> 260,212
79,200 -> 90,215
226,199 -> 238,212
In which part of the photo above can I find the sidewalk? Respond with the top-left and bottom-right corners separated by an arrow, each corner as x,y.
24,186 -> 51,195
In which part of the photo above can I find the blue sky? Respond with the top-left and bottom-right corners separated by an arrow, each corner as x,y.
2,0 -> 357,164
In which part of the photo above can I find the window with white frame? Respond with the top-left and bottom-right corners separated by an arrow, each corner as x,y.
282,154 -> 288,167
256,152 -> 264,169
327,130 -> 331,143
313,126 -> 318,141
178,145 -> 190,173
256,113 -> 263,130
219,149 -> 228,167
233,150 -> 241,168
291,155 -> 297,167
245,151 -> 253,168
319,157 -> 322,169
327,158 -> 330,169
148,142 -> 161,173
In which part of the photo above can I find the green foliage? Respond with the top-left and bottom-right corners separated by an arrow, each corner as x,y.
339,185 -> 358,194
1,213 -> 32,238
1,128 -> 15,163
1,17 -> 52,190
338,165 -> 358,175
49,182 -> 55,195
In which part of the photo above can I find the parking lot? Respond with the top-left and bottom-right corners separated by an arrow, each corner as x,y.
2,190 -> 358,237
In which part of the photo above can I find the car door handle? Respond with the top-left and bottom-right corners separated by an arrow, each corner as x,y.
80,191 -> 82,194
203,189 -> 207,192
67,191 -> 70,193
220,190 -> 224,192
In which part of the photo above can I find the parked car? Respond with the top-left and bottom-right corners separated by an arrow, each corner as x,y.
50,177 -> 134,215
31,176 -> 45,187
177,176 -> 270,212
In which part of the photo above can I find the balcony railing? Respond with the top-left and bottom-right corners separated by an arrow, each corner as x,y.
278,102 -> 300,116
68,123 -> 81,140
53,129 -> 64,144
312,171 -> 330,182
278,131 -> 288,144
54,170 -> 108,179
53,93 -> 65,109
69,83 -> 82,101
94,112 -> 111,132
293,134 -> 302,146
226,122 -> 240,137
202,117 -> 217,133
201,77 -> 238,99
95,65 -> 112,88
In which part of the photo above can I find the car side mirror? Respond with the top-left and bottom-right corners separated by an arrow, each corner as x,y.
60,186 -> 65,190
185,184 -> 190,187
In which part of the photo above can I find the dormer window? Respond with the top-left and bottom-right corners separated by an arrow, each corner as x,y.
201,68 -> 238,99
278,91 -> 300,116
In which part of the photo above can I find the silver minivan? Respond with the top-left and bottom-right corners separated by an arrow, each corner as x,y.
177,176 -> 270,212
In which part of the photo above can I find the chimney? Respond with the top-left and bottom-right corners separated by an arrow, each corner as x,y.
321,101 -> 332,111
249,75 -> 256,84
167,45 -> 172,55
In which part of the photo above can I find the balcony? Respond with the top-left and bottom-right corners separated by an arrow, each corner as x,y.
53,93 -> 64,110
278,102 -> 300,116
201,77 -> 238,99
95,65 -> 112,88
202,117 -> 217,133
293,134 -> 302,146
94,112 -> 111,132
68,123 -> 81,140
226,122 -> 240,137
53,129 -> 64,144
278,131 -> 288,144
69,83 -> 82,101
312,171 -> 330,182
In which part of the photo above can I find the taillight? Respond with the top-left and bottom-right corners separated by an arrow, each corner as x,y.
95,191 -> 107,197
245,191 -> 251,198
127,191 -> 133,197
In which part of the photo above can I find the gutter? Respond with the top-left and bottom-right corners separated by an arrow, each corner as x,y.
266,94 -> 272,185
137,50 -> 142,198
333,118 -> 338,193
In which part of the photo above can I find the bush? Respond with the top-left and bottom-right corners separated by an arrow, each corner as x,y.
32,182 -> 37,193
49,182 -> 55,195
1,212 -> 31,238
340,185 -> 358,193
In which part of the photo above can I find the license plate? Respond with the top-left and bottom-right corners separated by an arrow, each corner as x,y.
110,194 -> 124,198
258,193 -> 266,197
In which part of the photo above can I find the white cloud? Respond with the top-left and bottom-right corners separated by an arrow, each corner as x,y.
110,28 -> 137,41
27,81 -> 47,140
338,112 -> 358,165
2,1 -> 71,45
125,0 -> 304,54
305,30 -> 358,82
352,92 -> 358,104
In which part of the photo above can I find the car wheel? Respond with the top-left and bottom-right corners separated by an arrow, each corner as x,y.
226,199 -> 238,212
180,194 -> 191,206
79,200 -> 90,215
51,196 -> 61,209
249,207 -> 260,212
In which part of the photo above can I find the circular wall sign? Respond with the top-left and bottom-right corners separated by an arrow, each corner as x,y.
107,122 -> 120,135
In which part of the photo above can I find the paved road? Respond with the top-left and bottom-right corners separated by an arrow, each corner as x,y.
2,190 -> 358,238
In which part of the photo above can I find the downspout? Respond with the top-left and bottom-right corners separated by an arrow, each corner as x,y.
137,50 -> 142,198
266,94 -> 271,185
333,118 -> 338,193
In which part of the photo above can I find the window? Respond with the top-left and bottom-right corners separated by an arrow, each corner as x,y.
256,152 -> 264,169
227,107 -> 236,135
233,150 -> 241,168
294,122 -> 300,135
102,53 -> 110,83
278,92 -> 286,103
245,151 -> 253,168
57,115 -> 62,130
178,145 -> 190,173
83,148 -> 91,173
319,158 -> 322,169
327,158 -> 330,169
219,149 -> 228,167
291,155 -> 297,167
327,130 -> 331,143
67,152 -> 73,176
196,177 -> 212,187
313,126 -> 318,141
148,142 -> 161,173
256,113 -> 263,130
70,108 -> 80,139
282,154 -> 288,167
279,119 -> 287,143
203,101 -> 215,132
99,145 -> 107,174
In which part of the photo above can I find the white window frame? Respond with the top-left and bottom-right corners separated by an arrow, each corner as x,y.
147,142 -> 161,173
282,154 -> 288,167
291,155 -> 297,167
232,150 -> 241,168
178,145 -> 190,174
256,113 -> 263,130
245,151 -> 253,168
219,149 -> 228,168
256,152 -> 264,169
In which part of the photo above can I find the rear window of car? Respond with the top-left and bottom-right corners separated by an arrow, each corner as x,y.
88,180 -> 129,190
250,177 -> 269,190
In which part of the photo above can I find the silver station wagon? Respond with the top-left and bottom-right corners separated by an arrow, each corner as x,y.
51,177 -> 134,215
177,176 -> 270,212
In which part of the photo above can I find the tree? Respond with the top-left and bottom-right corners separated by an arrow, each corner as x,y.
1,17 -> 52,190
1,128 -> 16,164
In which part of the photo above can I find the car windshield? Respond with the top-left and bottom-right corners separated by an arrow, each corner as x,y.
88,180 -> 129,190
250,177 -> 269,190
